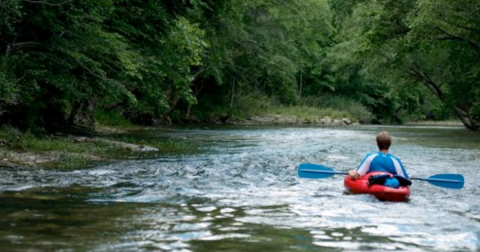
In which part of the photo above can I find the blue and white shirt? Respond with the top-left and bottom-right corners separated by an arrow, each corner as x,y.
357,152 -> 408,178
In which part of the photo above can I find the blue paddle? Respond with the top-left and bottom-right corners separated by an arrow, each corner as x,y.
298,163 -> 464,189
298,163 -> 348,178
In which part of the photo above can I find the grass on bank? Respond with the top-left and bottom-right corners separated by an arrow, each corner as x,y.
0,93 -> 372,170
232,92 -> 373,123
0,126 -> 199,170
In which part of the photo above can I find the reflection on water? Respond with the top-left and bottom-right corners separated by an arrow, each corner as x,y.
0,125 -> 479,252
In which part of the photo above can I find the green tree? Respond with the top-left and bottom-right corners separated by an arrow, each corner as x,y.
1,0 -> 135,133
0,0 -> 22,118
189,0 -> 334,121
0,0 -> 211,131
327,0 -> 480,129
103,0 -> 210,125
405,0 -> 480,130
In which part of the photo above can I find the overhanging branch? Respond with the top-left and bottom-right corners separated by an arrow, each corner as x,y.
435,26 -> 480,52
22,0 -> 71,6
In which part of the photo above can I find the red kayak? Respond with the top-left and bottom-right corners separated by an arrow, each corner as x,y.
344,172 -> 410,202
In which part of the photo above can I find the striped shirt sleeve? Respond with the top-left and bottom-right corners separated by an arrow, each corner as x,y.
357,153 -> 378,176
390,156 -> 408,178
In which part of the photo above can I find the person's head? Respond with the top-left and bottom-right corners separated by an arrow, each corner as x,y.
376,131 -> 392,151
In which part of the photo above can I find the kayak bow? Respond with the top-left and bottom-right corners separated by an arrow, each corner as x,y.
344,172 -> 411,202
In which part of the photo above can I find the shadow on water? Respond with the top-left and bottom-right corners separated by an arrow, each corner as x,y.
0,187 -> 141,251
0,125 -> 479,252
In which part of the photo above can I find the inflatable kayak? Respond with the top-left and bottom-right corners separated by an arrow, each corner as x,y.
344,172 -> 410,202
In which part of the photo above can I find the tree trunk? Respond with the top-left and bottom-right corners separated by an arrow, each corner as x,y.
163,94 -> 180,125
407,64 -> 479,131
230,76 -> 236,108
299,70 -> 303,98
452,106 -> 479,131
67,101 -> 81,127
86,96 -> 96,134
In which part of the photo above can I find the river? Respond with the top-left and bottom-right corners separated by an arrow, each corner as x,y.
0,125 -> 479,252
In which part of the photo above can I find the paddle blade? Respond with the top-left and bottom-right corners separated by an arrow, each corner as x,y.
298,163 -> 346,179
413,174 -> 465,189
427,174 -> 464,189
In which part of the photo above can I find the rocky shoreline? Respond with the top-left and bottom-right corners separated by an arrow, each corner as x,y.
0,115 -> 357,169
241,115 -> 357,126
0,137 -> 159,169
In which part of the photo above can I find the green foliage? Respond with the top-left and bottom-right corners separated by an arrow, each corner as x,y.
408,0 -> 480,129
193,0 -> 334,106
227,91 -> 369,123
0,126 -> 35,150
0,0 -> 21,36
161,16 -> 207,105
299,95 -> 373,123
1,0 -> 479,133
0,59 -> 18,115
233,91 -> 281,118
325,0 -> 480,129
94,110 -> 132,127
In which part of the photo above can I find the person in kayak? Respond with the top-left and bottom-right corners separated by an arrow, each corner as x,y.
348,131 -> 409,188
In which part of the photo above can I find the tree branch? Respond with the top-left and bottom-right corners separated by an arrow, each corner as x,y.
14,71 -> 28,85
469,7 -> 480,16
407,63 -> 445,101
439,17 -> 480,33
435,26 -> 480,52
406,62 -> 479,130
75,59 -> 113,84
22,0 -> 71,6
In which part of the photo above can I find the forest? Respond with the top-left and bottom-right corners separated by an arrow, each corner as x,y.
1,0 -> 479,133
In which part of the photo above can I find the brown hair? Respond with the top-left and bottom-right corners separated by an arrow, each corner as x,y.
376,131 -> 391,150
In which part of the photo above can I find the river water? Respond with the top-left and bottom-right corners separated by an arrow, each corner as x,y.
0,125 -> 479,252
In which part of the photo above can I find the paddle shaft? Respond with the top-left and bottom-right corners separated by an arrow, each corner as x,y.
302,169 -> 461,183
411,177 -> 462,184
298,163 -> 464,189
300,169 -> 347,175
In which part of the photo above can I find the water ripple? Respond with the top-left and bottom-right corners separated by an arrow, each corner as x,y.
0,126 -> 479,252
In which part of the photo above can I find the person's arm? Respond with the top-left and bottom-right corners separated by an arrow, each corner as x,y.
391,156 -> 408,179
352,153 -> 376,179
348,169 -> 360,180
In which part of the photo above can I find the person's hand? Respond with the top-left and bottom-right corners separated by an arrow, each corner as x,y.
348,170 -> 360,180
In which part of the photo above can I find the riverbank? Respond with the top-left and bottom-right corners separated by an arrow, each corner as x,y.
0,125 -> 199,170
0,114 -> 358,170
241,115 -> 356,126
404,120 -> 463,126
0,116 -> 462,170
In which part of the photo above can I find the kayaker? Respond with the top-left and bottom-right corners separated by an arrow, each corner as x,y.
348,131 -> 409,188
